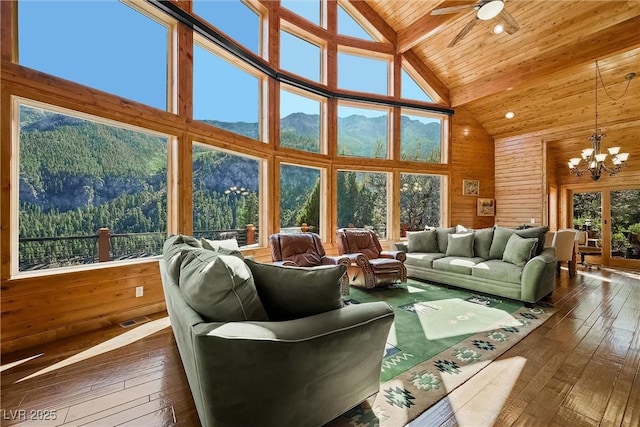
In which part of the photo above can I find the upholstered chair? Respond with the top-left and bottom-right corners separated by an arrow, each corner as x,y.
552,229 -> 577,277
269,233 -> 351,295
336,228 -> 407,289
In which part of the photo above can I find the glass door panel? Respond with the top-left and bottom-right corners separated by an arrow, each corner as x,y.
610,189 -> 640,260
573,191 -> 603,266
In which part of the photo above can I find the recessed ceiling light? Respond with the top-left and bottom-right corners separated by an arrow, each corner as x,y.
493,24 -> 504,34
505,111 -> 515,119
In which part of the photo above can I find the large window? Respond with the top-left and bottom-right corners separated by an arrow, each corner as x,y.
400,173 -> 443,232
401,67 -> 434,103
192,144 -> 260,247
281,0 -> 321,26
338,4 -> 375,41
400,109 -> 443,163
280,87 -> 322,153
193,0 -> 261,55
280,29 -> 322,82
19,1 -> 168,110
337,170 -> 388,239
193,41 -> 263,141
338,104 -> 389,159
338,51 -> 389,95
17,101 -> 169,272
280,164 -> 322,233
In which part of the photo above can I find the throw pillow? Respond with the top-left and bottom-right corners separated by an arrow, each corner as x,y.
163,234 -> 203,283
489,226 -> 516,259
473,227 -> 494,259
515,226 -> 549,256
456,224 -> 473,233
245,259 -> 346,321
407,230 -> 439,253
201,237 -> 240,252
435,227 -> 456,253
445,233 -> 475,258
179,248 -> 268,322
503,233 -> 539,267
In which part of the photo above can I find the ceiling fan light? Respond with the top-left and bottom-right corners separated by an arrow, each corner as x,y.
477,0 -> 504,20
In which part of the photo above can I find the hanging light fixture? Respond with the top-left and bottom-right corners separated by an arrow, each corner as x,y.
568,61 -> 635,181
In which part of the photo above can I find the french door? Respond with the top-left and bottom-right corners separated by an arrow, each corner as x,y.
569,186 -> 640,269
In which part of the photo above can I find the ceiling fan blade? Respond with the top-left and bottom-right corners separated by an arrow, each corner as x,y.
431,4 -> 476,16
499,9 -> 520,34
448,16 -> 479,48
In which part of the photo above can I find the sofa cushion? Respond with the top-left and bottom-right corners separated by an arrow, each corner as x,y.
436,227 -> 456,253
432,256 -> 485,275
179,248 -> 268,322
489,227 -> 516,259
514,226 -> 549,256
473,227 -> 494,260
404,252 -> 447,269
446,233 -> 475,258
503,233 -> 538,267
472,260 -> 523,284
407,230 -> 439,253
245,260 -> 346,321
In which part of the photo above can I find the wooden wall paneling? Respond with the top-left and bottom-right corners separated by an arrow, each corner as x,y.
1,261 -> 165,354
1,84 -> 12,281
495,136 -> 545,227
450,107 -> 495,229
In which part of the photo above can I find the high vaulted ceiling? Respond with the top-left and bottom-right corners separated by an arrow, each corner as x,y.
364,0 -> 640,154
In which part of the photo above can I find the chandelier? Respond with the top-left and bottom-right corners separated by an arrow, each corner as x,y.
568,61 -> 635,181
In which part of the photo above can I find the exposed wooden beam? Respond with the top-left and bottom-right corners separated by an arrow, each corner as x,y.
397,1 -> 476,53
450,16 -> 640,107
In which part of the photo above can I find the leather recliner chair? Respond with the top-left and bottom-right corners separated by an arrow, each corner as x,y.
269,232 -> 351,295
336,228 -> 407,289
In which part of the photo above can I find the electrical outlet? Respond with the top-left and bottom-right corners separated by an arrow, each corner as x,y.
135,286 -> 144,298
530,218 -> 535,224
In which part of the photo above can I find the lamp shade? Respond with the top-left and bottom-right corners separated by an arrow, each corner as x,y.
608,147 -> 621,155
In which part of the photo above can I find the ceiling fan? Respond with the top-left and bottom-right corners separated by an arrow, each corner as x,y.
431,0 -> 520,48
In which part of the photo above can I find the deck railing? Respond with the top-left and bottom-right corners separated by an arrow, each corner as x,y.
18,225 -> 259,271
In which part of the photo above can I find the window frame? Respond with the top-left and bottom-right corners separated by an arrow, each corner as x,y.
11,96 -> 174,278
277,160 -> 327,239
191,141 -> 266,249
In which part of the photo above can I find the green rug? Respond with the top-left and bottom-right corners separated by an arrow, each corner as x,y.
327,280 -> 556,426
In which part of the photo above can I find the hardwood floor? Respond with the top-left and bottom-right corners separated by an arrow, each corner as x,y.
1,265 -> 638,427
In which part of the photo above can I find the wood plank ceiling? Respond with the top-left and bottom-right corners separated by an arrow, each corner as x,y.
365,0 -> 640,165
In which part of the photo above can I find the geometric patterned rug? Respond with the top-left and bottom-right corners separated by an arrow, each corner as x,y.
326,280 -> 556,426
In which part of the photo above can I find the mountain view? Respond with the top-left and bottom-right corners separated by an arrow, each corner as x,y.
18,105 -> 441,270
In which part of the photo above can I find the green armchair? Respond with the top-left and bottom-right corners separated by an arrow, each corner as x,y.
160,235 -> 394,427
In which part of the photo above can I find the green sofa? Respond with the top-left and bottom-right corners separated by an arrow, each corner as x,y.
393,226 -> 557,305
160,235 -> 395,427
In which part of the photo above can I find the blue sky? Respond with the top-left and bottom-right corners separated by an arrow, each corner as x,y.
19,0 -> 432,123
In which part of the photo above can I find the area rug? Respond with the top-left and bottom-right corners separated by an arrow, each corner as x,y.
326,280 -> 556,427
